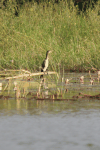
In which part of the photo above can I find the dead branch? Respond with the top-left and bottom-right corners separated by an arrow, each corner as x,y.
5,71 -> 58,80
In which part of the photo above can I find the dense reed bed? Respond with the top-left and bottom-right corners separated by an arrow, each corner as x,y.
0,0 -> 100,72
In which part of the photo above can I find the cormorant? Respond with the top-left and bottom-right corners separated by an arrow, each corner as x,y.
40,50 -> 52,78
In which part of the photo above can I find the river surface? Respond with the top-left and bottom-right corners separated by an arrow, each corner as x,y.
0,100 -> 100,150
0,73 -> 100,150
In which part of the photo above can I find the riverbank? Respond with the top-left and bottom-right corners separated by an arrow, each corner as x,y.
0,1 -> 100,72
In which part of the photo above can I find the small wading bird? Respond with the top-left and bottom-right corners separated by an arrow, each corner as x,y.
40,50 -> 52,78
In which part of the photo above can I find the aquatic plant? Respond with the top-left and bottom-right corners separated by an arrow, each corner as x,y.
0,0 -> 100,71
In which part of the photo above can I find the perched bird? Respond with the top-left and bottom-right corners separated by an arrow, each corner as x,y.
40,50 -> 52,78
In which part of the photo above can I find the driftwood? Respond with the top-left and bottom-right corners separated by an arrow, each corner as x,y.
5,71 -> 58,80
73,93 -> 100,100
0,69 -> 58,80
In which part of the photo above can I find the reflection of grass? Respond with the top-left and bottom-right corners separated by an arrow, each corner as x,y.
1,98 -> 100,115
0,1 -> 100,71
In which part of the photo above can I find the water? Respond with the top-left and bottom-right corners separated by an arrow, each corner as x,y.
0,72 -> 100,150
0,100 -> 100,150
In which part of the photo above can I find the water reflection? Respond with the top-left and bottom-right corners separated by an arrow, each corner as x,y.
0,98 -> 100,116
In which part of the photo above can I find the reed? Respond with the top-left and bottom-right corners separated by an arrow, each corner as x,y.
0,0 -> 100,72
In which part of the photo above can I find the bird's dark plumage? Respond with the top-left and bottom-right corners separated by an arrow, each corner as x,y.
40,50 -> 52,78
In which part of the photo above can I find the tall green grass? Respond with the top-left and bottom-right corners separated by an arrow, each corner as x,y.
0,0 -> 100,72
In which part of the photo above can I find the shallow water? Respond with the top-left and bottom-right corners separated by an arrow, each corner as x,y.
0,72 -> 100,150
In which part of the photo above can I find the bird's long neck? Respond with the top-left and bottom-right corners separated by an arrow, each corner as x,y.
46,53 -> 49,59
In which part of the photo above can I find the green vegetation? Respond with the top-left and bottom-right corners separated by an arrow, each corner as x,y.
0,0 -> 100,72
